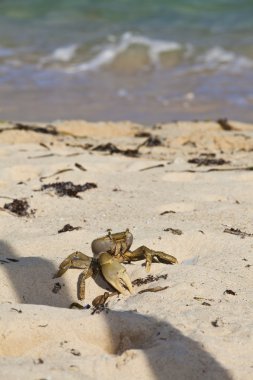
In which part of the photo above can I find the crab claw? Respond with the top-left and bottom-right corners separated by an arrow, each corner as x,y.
99,252 -> 134,295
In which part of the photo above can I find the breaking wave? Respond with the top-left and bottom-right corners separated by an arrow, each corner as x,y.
38,34 -> 253,76
63,32 -> 183,73
3,32 -> 252,78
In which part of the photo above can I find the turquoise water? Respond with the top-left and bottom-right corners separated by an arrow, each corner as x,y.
0,0 -> 253,123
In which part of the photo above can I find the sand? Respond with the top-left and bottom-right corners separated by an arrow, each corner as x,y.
0,119 -> 252,379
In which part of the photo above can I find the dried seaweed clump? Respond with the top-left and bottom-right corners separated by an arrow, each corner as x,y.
41,181 -> 97,197
132,274 -> 168,286
223,227 -> 253,238
142,135 -> 162,147
188,157 -> 230,166
4,199 -> 31,217
58,224 -> 82,233
163,227 -> 183,235
93,143 -> 121,154
93,143 -> 139,157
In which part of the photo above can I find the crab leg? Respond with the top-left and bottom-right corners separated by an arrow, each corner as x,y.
99,252 -> 134,295
53,251 -> 95,300
53,251 -> 93,278
123,246 -> 178,272
78,266 -> 94,300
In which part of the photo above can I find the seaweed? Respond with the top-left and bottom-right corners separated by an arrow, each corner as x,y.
69,302 -> 90,310
142,135 -> 163,147
93,143 -> 121,154
163,228 -> 183,235
211,320 -> 218,327
122,148 -> 140,157
139,164 -> 164,172
39,142 -> 50,150
33,358 -> 44,365
132,274 -> 168,286
74,163 -> 87,171
160,210 -> 176,215
93,143 -> 139,157
92,135 -> 162,158
58,224 -> 82,233
40,181 -> 97,198
169,166 -> 253,174
193,296 -> 214,302
66,143 -> 93,150
200,153 -> 216,157
188,157 -> 230,166
39,168 -> 73,182
217,118 -> 235,131
70,349 -> 81,356
134,131 -> 152,138
28,153 -> 56,159
138,286 -> 169,294
208,167 -> 253,172
3,199 -> 34,217
211,318 -> 222,327
0,123 -> 59,136
223,227 -> 253,238
11,308 -> 22,313
223,289 -> 236,295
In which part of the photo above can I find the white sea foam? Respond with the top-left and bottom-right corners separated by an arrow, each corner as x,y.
65,32 -> 182,73
40,44 -> 78,65
197,47 -> 253,72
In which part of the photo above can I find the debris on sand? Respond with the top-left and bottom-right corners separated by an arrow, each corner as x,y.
40,181 -> 97,198
3,199 -> 34,217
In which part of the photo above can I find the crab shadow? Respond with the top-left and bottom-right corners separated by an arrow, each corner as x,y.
0,240 -> 72,307
99,309 -> 232,380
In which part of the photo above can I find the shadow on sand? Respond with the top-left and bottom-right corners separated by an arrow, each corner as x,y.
0,240 -> 72,307
0,240 -> 231,379
91,309 -> 232,380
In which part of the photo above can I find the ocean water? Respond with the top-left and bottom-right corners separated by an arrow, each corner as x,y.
0,0 -> 252,123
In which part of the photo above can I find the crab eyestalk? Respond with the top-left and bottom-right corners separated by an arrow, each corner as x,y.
98,252 -> 134,295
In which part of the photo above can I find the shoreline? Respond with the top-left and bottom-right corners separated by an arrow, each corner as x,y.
0,119 -> 252,379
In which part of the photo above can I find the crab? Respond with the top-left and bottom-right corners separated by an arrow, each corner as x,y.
54,229 -> 178,300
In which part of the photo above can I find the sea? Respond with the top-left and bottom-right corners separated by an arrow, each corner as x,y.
0,0 -> 253,124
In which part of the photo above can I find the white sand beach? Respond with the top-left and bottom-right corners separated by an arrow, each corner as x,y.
0,119 -> 252,379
